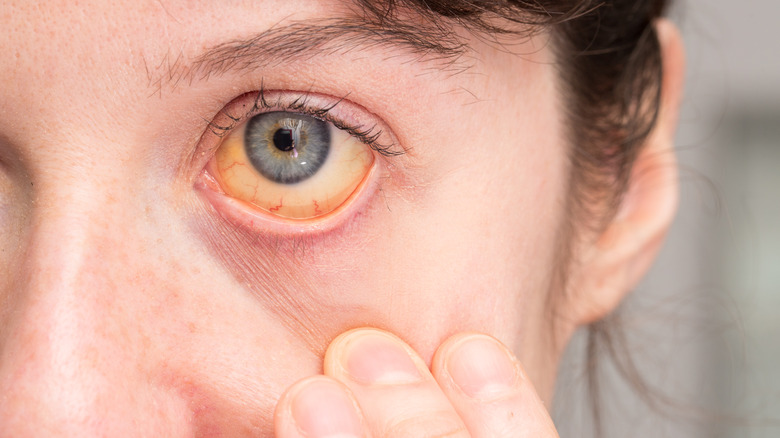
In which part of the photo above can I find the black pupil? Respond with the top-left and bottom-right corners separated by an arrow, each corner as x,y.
273,128 -> 295,152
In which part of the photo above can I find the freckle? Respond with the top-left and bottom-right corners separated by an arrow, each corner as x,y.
187,322 -> 197,333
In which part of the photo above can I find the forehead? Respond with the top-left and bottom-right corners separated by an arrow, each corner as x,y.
1,2 -> 546,124
0,0 -> 478,123
2,1 -> 328,94
3,0 -> 463,84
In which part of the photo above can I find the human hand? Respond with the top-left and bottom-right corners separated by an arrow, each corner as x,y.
274,328 -> 559,437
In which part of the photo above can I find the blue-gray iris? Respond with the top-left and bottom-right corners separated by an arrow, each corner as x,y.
244,112 -> 331,185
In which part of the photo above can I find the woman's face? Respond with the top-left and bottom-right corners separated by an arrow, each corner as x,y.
0,0 -> 575,435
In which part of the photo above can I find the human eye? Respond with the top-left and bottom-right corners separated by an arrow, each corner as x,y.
198,87 -> 402,227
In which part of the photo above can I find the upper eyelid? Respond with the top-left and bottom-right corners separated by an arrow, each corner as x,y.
203,87 -> 407,159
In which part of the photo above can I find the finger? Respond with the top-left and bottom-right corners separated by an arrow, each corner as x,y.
431,333 -> 559,438
274,375 -> 370,438
323,328 -> 470,438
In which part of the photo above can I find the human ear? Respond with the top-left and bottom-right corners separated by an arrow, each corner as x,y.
569,19 -> 686,325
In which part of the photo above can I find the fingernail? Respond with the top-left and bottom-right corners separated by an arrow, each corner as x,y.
291,378 -> 363,438
342,330 -> 422,385
446,335 -> 519,400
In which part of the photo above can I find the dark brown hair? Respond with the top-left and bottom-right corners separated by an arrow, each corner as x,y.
354,0 -> 671,435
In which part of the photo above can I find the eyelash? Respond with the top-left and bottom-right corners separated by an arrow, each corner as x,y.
205,82 -> 405,158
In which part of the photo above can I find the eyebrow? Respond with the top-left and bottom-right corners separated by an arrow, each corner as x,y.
148,17 -> 469,93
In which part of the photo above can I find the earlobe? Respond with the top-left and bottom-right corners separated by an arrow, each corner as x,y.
570,19 -> 686,325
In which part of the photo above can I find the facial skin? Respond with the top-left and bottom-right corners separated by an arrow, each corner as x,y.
0,0 -> 684,436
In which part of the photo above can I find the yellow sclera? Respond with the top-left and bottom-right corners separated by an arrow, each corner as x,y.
213,119 -> 374,219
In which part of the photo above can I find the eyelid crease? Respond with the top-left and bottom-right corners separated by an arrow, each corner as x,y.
204,82 -> 407,159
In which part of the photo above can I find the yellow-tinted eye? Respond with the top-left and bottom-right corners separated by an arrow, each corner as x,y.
212,111 -> 374,220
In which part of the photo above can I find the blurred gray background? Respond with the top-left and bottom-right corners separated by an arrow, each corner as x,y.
553,0 -> 780,436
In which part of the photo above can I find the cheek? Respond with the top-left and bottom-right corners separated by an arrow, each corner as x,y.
282,90 -> 569,365
95,218 -> 329,436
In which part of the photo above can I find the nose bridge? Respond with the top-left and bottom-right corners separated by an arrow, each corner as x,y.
19,119 -> 148,300
0,183 -> 124,425
20,155 -> 132,317
0,153 -> 193,436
